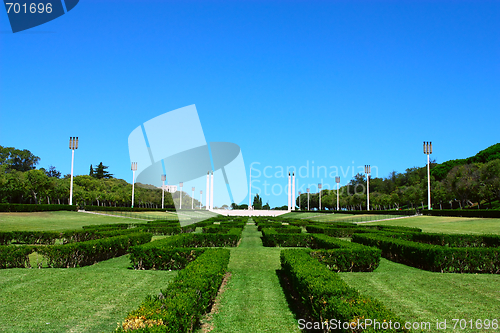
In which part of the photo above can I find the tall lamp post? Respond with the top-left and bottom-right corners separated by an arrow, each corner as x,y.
199,190 -> 203,209
335,177 -> 340,211
365,165 -> 371,211
318,183 -> 322,211
161,174 -> 166,209
424,141 -> 433,210
298,191 -> 302,210
179,182 -> 183,210
69,137 -> 78,205
307,188 -> 310,211
131,162 -> 137,208
191,187 -> 195,210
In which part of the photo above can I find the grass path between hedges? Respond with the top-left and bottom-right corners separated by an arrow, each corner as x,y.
198,221 -> 300,333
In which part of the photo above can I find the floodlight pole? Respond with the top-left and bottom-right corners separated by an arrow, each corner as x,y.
179,182 -> 183,210
191,187 -> 195,210
335,177 -> 340,211
287,172 -> 291,211
365,165 -> 371,211
249,168 -> 252,210
298,191 -> 302,210
292,172 -> 296,211
307,188 -> 310,211
69,137 -> 78,205
200,190 -> 203,209
318,183 -> 322,211
206,171 -> 210,210
131,162 -> 137,208
161,174 -> 166,209
424,141 -> 433,210
210,171 -> 214,210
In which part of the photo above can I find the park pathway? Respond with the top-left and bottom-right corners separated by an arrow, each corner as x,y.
200,221 -> 300,333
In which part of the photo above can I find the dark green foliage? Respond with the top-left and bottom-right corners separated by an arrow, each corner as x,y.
130,247 -> 206,270
0,245 -> 35,268
0,203 -> 77,212
148,229 -> 242,248
115,249 -> 230,333
0,146 -> 40,172
83,206 -> 176,212
423,209 -> 500,218
280,249 -> 407,332
37,233 -> 152,268
0,231 -> 60,245
352,233 -> 500,274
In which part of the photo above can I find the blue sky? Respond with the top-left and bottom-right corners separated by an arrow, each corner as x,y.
1,0 -> 499,207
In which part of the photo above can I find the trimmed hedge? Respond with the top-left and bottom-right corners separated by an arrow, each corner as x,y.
82,206 -> 176,212
130,247 -> 206,270
423,209 -> 500,218
115,249 -> 230,333
281,249 -> 407,332
352,233 -> 500,274
0,245 -> 35,268
146,228 -> 242,249
37,233 -> 152,268
0,231 -> 60,245
0,203 -> 77,212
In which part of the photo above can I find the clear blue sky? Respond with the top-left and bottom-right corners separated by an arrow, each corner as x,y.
1,0 -> 499,207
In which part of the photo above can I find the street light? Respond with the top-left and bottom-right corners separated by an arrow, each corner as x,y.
199,190 -> 203,209
131,162 -> 137,208
69,137 -> 78,205
307,188 -> 310,211
298,191 -> 302,210
161,174 -> 166,209
335,177 -> 340,211
179,182 -> 183,210
424,141 -> 433,210
318,183 -> 322,211
191,187 -> 195,210
365,165 -> 371,211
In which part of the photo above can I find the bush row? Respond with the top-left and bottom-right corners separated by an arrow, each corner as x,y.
281,249 -> 407,332
82,206 -> 177,212
0,203 -> 78,212
115,249 -> 230,333
352,233 -> 500,274
37,233 -> 152,268
423,209 -> 500,218
0,245 -> 35,268
385,232 -> 500,248
305,224 -> 422,238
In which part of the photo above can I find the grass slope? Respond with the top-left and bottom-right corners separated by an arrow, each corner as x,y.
0,211 -> 139,231
359,215 -> 500,234
339,259 -> 500,333
201,222 -> 300,333
0,255 -> 176,333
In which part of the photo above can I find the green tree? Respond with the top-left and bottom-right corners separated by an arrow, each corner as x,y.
0,146 -> 40,172
93,162 -> 113,179
253,194 -> 263,210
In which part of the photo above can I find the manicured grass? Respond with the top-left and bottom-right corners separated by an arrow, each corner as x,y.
339,258 -> 500,332
0,255 -> 177,333
200,222 -> 300,333
360,215 -> 500,234
0,211 -> 137,231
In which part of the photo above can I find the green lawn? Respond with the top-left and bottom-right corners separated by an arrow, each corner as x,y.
359,215 -> 500,234
339,259 -> 500,332
0,211 -> 138,231
0,255 -> 177,333
199,222 -> 300,333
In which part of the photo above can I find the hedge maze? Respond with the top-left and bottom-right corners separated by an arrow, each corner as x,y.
1,213 -> 499,332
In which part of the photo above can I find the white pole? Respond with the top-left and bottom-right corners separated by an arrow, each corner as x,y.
287,172 -> 291,211
249,169 -> 252,210
192,187 -> 195,210
131,173 -> 136,208
206,172 -> 210,210
210,171 -> 214,210
292,172 -> 296,211
298,191 -> 301,210
200,190 -> 203,209
179,182 -> 183,210
336,178 -> 340,211
161,175 -> 166,209
366,166 -> 370,211
318,183 -> 322,211
307,188 -> 310,211
69,148 -> 75,205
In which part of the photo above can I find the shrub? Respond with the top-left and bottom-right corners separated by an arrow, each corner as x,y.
37,233 -> 152,268
115,249 -> 230,333
0,245 -> 35,268
423,209 -> 500,218
0,204 -> 77,212
281,249 -> 407,332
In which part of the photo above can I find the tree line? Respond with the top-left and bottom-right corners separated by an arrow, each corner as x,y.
0,146 -> 200,208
